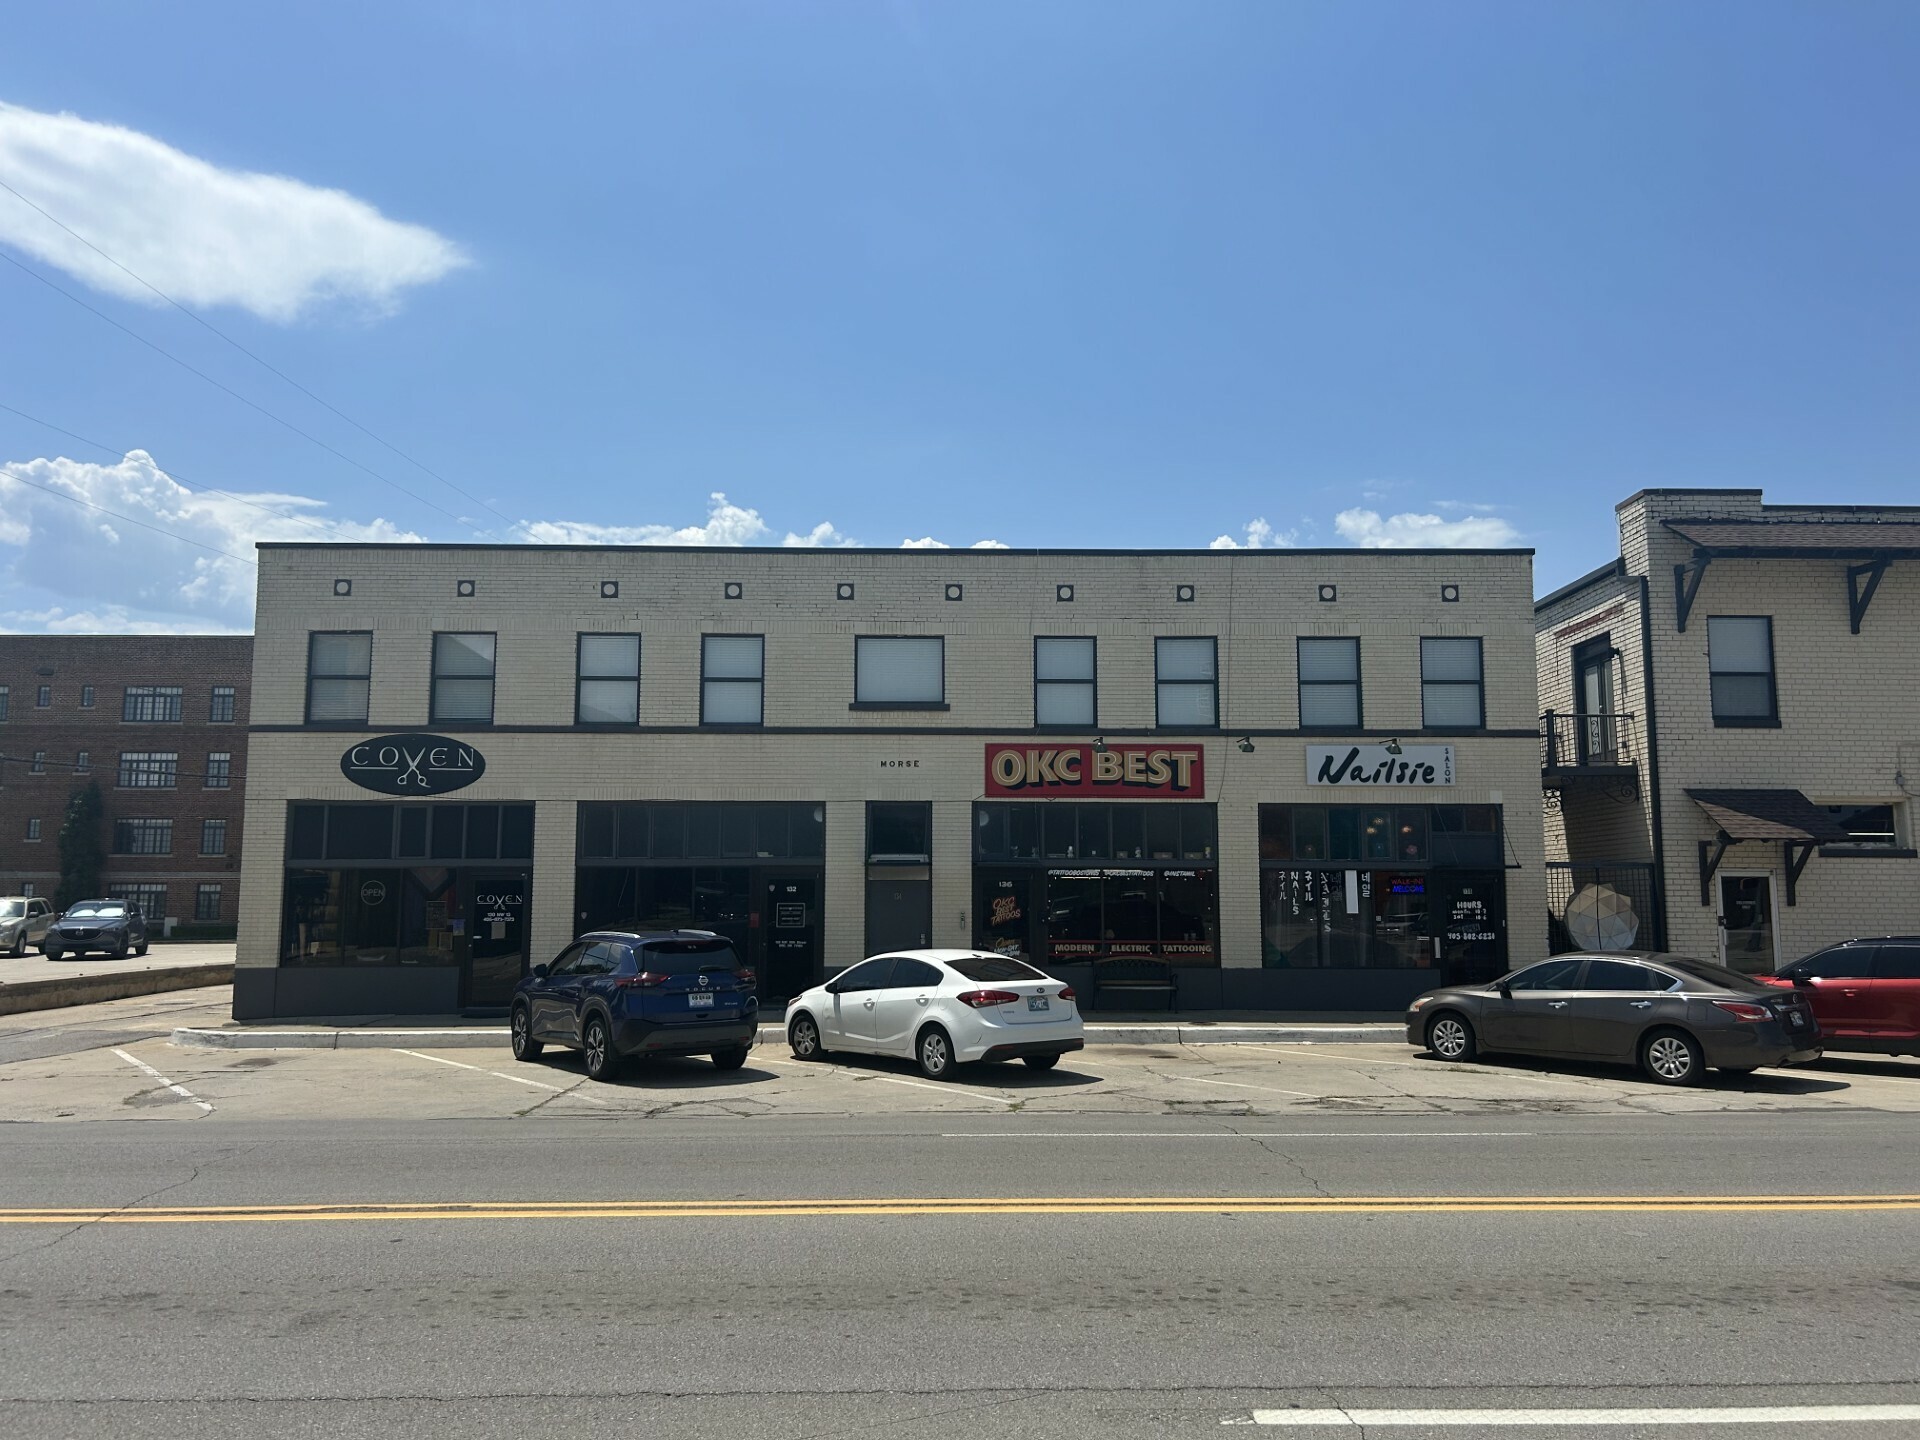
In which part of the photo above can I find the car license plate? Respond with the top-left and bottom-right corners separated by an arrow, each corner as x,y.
1789,1011 -> 1805,1027
1028,996 -> 1049,1012
687,993 -> 715,1009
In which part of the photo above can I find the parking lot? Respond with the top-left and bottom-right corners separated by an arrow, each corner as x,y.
4,984 -> 1919,1125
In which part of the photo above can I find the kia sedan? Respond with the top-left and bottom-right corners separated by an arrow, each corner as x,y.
511,930 -> 757,1081
786,950 -> 1084,1080
1407,951 -> 1821,1085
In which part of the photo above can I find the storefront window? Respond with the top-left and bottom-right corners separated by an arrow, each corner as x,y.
975,870 -> 1035,962
581,802 -> 824,862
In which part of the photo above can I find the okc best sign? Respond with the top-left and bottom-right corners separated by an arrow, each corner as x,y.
985,743 -> 1205,798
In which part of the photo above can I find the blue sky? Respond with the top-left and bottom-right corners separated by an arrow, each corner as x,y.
2,2 -> 1917,631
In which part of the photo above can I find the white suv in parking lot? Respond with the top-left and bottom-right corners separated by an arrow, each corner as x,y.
785,949 -> 1084,1080
1,896 -> 55,957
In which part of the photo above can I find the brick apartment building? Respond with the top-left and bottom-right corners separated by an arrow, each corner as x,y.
0,634 -> 251,932
1537,489 -> 1920,971
236,542 -> 1544,1018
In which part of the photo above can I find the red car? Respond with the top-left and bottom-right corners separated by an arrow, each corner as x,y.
1760,938 -> 1920,1057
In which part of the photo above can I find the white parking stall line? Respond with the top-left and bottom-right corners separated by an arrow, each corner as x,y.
111,1048 -> 212,1113
397,1050 -> 608,1106
1182,1075 -> 1323,1100
1229,1403 -> 1920,1427
1245,1044 -> 1662,1093
759,1055 -> 1017,1103
945,1131 -> 1535,1139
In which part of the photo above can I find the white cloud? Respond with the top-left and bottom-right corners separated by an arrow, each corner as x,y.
0,603 -> 246,636
1332,508 -> 1523,548
970,539 -> 1011,549
901,536 -> 1010,549
519,492 -> 851,549
0,450 -> 423,632
1209,518 -> 1298,550
0,101 -> 467,321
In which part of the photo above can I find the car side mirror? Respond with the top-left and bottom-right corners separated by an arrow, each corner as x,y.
1495,981 -> 1512,998
1791,974 -> 1812,987
531,963 -> 549,979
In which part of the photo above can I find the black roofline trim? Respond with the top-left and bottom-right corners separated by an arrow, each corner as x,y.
1534,558 -> 1626,612
255,542 -> 1535,558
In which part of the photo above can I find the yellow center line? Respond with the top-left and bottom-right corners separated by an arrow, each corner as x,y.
1,1194 -> 1917,1223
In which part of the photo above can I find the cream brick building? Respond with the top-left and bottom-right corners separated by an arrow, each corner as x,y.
1537,488 -> 1920,970
237,542 -> 1544,1019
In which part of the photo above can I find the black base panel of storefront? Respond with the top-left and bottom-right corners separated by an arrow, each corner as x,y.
233,966 -> 462,1021
1043,964 -> 1430,1016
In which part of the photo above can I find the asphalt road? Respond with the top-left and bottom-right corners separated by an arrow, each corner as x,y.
4,1114 -> 1919,1439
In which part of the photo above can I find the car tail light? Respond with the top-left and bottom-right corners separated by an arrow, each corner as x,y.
1712,1001 -> 1770,1022
735,968 -> 756,988
1058,986 -> 1076,1004
615,971 -> 669,990
956,989 -> 1021,1009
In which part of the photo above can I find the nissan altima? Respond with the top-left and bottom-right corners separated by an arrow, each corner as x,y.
1407,950 -> 1821,1085
785,950 -> 1084,1080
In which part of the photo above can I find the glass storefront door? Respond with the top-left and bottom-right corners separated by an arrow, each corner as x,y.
464,869 -> 529,1010
763,873 -> 821,1002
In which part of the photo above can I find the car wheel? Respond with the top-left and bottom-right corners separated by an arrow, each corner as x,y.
1426,1012 -> 1477,1062
916,1025 -> 956,1081
8,933 -> 24,958
134,941 -> 149,957
42,948 -> 63,962
1022,1053 -> 1062,1071
510,1004 -> 543,1061
582,1015 -> 620,1082
711,1046 -> 751,1071
788,1013 -> 827,1060
109,940 -> 128,959
1640,1029 -> 1704,1086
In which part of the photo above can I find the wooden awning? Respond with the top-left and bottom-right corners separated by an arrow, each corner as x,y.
1687,789 -> 1850,908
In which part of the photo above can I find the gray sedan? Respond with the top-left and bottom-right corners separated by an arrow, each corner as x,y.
1406,951 -> 1822,1085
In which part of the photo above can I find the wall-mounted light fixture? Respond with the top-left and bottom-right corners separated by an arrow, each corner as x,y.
1092,735 -> 1109,754
1384,738 -> 1404,755
1236,736 -> 1256,754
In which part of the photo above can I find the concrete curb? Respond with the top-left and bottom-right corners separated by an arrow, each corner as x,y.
0,965 -> 234,1017
172,1021 -> 1405,1051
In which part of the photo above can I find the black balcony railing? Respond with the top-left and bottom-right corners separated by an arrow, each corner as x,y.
1541,710 -> 1636,770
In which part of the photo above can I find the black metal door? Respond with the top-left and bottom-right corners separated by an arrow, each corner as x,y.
761,873 -> 820,1004
464,870 -> 529,1011
866,873 -> 931,956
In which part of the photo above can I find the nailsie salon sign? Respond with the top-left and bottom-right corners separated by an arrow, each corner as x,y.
341,734 -> 487,795
1308,744 -> 1456,787
986,743 -> 1206,798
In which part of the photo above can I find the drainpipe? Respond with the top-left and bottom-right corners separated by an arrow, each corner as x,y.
1637,573 -> 1669,949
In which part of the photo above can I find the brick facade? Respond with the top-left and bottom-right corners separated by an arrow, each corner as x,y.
0,634 -> 250,928
239,543 -> 1545,1016
1537,489 -> 1920,966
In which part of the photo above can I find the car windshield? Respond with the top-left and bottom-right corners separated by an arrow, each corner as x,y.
66,904 -> 126,919
948,955 -> 1046,982
636,940 -> 742,974
1646,954 -> 1774,995
0,900 -> 24,918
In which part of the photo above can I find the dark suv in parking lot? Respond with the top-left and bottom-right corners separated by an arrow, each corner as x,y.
40,900 -> 150,960
510,930 -> 757,1081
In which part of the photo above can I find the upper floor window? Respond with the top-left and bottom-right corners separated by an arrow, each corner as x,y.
80,685 -> 95,708
1034,637 -> 1096,727
113,818 -> 173,856
195,884 -> 223,922
431,633 -> 496,725
854,636 -> 945,708
123,685 -> 183,723
25,817 -> 41,841
210,686 -> 236,723
201,818 -> 229,856
30,750 -> 46,774
1155,637 -> 1218,728
701,635 -> 764,725
576,634 -> 640,725
0,686 -> 8,721
1420,637 -> 1484,729
1707,616 -> 1776,727
307,632 -> 372,724
205,752 -> 232,789
119,752 -> 179,788
1298,637 -> 1361,728
35,685 -> 51,708
75,750 -> 90,773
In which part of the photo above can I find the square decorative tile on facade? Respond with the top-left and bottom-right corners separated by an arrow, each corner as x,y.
1537,489 -> 1920,970
238,542 -> 1544,1019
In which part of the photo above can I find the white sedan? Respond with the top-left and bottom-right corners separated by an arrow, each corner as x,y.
785,949 -> 1084,1080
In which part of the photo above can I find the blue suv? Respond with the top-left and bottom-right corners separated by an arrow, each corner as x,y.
511,930 -> 758,1081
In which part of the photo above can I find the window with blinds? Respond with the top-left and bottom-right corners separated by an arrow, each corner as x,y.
701,635 -> 764,725
307,633 -> 372,723
1420,637 -> 1484,729
1298,637 -> 1361,728
1034,637 -> 1096,727
855,636 -> 945,706
577,634 -> 641,725
1155,637 -> 1218,728
431,633 -> 496,724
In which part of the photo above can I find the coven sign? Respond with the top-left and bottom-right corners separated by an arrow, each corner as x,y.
340,734 -> 487,795
1307,744 -> 1456,787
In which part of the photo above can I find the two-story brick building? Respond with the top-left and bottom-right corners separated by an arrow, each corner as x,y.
1538,489 -> 1920,971
236,542 -> 1545,1019
0,634 -> 250,932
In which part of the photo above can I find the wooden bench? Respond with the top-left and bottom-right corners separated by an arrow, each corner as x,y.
1088,956 -> 1178,1012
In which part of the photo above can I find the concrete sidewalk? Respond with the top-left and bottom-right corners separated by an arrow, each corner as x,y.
173,1010 -> 1405,1050
0,943 -> 235,1016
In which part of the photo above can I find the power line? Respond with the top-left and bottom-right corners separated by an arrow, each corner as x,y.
0,465 -> 251,567
0,247 -> 498,538
0,753 -> 247,786
0,399 -> 364,545
0,176 -> 522,533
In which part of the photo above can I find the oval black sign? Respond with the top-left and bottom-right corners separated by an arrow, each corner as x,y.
340,734 -> 487,795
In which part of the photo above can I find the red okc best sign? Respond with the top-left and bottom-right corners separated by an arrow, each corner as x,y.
984,743 -> 1206,798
